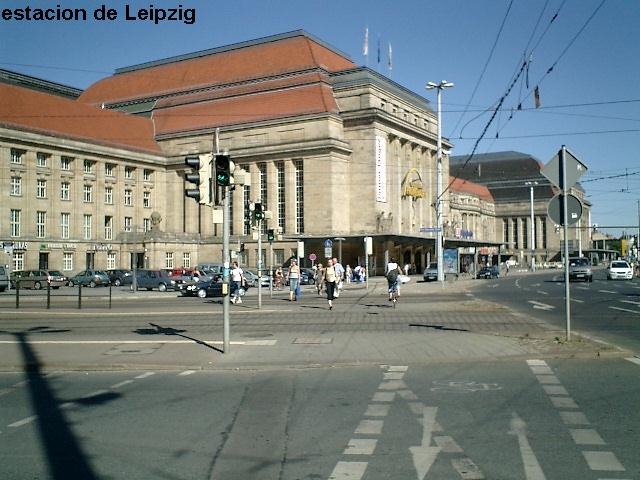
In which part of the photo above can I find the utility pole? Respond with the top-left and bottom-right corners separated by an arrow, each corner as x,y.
525,181 -> 538,271
426,80 -> 454,283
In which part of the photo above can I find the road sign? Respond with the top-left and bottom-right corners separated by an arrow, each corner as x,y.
309,253 -> 317,262
547,193 -> 583,226
541,148 -> 588,190
420,227 -> 441,233
323,239 -> 333,248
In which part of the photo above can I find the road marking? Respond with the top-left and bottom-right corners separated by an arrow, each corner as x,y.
582,451 -> 626,471
542,385 -> 568,395
536,290 -> 548,295
625,357 -> 640,366
509,412 -> 547,480
560,411 -> 590,425
134,372 -> 155,379
620,299 -> 640,306
535,375 -> 560,384
528,300 -> 554,311
8,415 -> 37,427
328,461 -> 368,479
434,435 -> 463,453
178,370 -> 196,376
570,298 -> 584,303
569,429 -> 605,445
363,404 -> 390,417
609,306 -> 639,314
344,439 -> 377,455
598,290 -> 617,294
82,389 -> 109,399
549,397 -> 578,409
354,419 -> 383,435
409,406 -> 441,480
451,457 -> 485,479
110,380 -> 134,389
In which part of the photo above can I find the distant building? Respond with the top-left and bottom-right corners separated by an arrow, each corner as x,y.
450,151 -> 592,265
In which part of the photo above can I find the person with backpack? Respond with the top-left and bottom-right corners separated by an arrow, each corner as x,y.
386,258 -> 402,301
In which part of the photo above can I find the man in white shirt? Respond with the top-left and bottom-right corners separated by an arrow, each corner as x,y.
230,261 -> 244,304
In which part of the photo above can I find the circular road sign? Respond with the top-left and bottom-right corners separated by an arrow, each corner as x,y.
547,193 -> 583,226
309,253 -> 317,261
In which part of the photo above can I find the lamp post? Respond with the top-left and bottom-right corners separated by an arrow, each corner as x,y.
525,181 -> 538,272
426,80 -> 454,283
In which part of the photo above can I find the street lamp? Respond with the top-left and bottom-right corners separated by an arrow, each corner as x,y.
426,80 -> 454,283
525,181 -> 538,272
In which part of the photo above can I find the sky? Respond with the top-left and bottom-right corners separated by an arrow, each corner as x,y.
2,0 -> 639,237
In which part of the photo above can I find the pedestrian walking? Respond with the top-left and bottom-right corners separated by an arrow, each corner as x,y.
333,257 -> 345,295
274,267 -> 284,290
324,258 -> 337,310
315,263 -> 325,295
288,259 -> 301,301
230,261 -> 244,304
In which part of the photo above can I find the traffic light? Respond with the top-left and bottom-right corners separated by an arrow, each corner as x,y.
254,202 -> 264,221
214,154 -> 234,187
184,154 -> 212,205
267,229 -> 275,242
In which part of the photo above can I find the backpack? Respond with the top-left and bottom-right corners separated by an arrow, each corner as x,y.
387,268 -> 399,283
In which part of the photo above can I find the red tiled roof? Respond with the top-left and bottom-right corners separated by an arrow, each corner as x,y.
0,83 -> 161,154
154,83 -> 338,136
450,176 -> 494,202
79,34 -> 356,106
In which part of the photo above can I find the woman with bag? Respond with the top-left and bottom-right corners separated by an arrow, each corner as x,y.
324,258 -> 337,310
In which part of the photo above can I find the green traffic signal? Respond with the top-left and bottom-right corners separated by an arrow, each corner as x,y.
215,154 -> 231,186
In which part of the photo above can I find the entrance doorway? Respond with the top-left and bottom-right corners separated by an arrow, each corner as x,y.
85,252 -> 95,270
38,252 -> 49,270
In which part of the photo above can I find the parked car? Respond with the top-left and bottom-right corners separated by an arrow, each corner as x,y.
423,262 -> 438,282
168,268 -> 199,286
285,268 -> 315,286
0,265 -> 8,292
106,269 -> 133,286
476,265 -> 500,279
11,269 -> 67,289
179,277 -> 249,298
606,260 -> 633,280
68,270 -> 111,287
132,269 -> 177,292
568,257 -> 593,282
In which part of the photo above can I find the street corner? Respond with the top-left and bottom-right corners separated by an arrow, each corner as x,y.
514,330 -> 631,360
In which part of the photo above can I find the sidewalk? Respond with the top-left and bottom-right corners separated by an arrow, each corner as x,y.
0,275 -> 628,372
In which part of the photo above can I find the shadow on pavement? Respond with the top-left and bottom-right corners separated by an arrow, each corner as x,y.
409,323 -> 470,332
134,322 -> 224,354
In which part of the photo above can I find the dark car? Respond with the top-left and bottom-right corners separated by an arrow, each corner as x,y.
476,266 -> 500,279
106,269 -> 133,286
179,278 -> 248,298
285,268 -> 316,286
68,270 -> 111,287
132,269 -> 177,292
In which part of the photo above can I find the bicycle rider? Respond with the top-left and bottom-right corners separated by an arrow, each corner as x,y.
386,258 -> 402,301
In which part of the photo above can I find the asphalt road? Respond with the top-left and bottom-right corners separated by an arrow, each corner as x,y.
472,268 -> 640,354
1,358 -> 639,480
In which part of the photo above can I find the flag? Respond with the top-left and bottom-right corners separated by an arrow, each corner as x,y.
388,42 -> 393,71
534,86 -> 541,108
363,27 -> 369,56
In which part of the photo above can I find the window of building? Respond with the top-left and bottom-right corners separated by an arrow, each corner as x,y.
274,249 -> 285,266
541,218 -> 547,249
63,252 -> 73,271
243,185 -> 251,236
10,176 -> 21,196
60,182 -> 70,201
36,211 -> 46,238
83,214 -> 92,240
10,148 -> 24,164
61,212 -> 70,239
10,209 -> 20,237
143,191 -> 150,208
83,184 -> 93,203
182,252 -> 191,268
513,218 -> 519,249
143,169 -> 152,181
124,189 -> 132,206
124,216 -> 132,232
165,252 -> 174,269
13,252 -> 25,271
36,152 -> 49,167
83,159 -> 94,174
143,218 -> 151,232
522,217 -> 528,251
124,166 -> 134,179
36,179 -> 46,198
61,156 -> 72,170
107,252 -> 116,270
259,163 -> 267,234
105,163 -> 115,177
294,159 -> 304,234
104,216 -> 113,240
105,186 -> 113,204
276,161 -> 285,233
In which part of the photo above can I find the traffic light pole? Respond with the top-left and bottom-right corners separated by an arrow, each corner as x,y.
215,128 -> 231,353
257,218 -> 262,310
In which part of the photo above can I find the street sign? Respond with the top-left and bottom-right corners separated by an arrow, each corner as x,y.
541,148 -> 588,190
309,253 -> 317,262
420,227 -> 441,233
547,193 -> 583,226
324,239 -> 333,248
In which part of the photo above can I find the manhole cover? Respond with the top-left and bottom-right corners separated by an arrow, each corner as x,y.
292,337 -> 333,344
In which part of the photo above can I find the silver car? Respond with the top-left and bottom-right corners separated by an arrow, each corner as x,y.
423,262 -> 438,282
